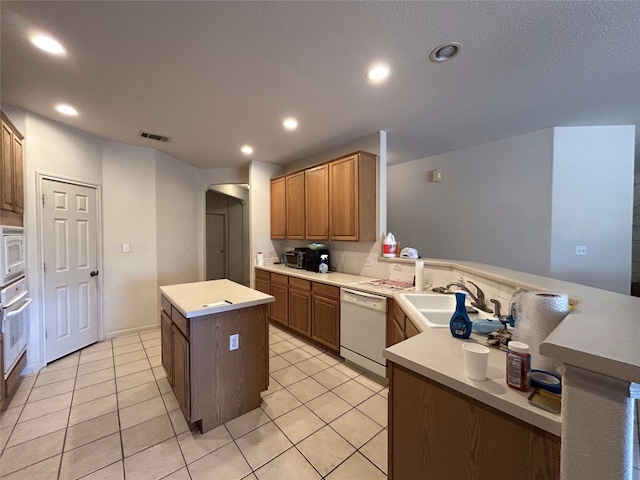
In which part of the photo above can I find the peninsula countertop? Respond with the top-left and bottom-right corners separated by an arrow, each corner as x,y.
160,279 -> 274,318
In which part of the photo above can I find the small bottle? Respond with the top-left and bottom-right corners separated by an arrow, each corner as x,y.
382,233 -> 397,258
506,341 -> 531,391
449,291 -> 472,339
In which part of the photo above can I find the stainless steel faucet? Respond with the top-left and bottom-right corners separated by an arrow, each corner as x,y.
445,281 -> 493,313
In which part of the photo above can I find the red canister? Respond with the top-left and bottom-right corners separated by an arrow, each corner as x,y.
506,341 -> 531,391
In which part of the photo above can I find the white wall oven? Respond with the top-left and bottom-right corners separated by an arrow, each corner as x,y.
0,226 -> 25,286
2,277 -> 31,378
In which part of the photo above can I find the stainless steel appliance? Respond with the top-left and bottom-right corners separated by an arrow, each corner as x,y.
304,248 -> 330,273
1,277 -> 31,378
284,248 -> 306,269
340,288 -> 387,378
0,226 -> 25,286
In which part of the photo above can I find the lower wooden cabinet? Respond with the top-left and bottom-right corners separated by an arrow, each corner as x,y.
269,283 -> 289,326
288,278 -> 311,336
388,362 -> 560,480
387,298 -> 420,348
172,325 -> 190,420
161,311 -> 173,385
256,269 -> 341,353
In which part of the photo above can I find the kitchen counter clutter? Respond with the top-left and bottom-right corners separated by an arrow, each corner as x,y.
159,279 -> 274,434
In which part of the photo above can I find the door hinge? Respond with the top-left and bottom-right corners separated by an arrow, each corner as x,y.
42,193 -> 45,207
43,262 -> 46,273
45,329 -> 48,339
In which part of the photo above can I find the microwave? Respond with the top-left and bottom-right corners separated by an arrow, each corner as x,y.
0,226 -> 25,286
284,249 -> 306,269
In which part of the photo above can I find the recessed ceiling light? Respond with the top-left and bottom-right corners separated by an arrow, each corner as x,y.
241,145 -> 254,155
54,104 -> 78,116
31,34 -> 66,56
283,118 -> 298,130
366,64 -> 390,82
429,43 -> 462,63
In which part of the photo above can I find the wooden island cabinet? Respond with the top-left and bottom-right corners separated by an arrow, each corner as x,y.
160,280 -> 273,434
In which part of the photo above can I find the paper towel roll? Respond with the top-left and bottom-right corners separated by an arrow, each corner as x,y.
415,261 -> 424,291
514,291 -> 569,371
256,252 -> 265,266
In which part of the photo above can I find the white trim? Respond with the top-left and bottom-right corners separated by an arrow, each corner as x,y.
36,172 -> 104,366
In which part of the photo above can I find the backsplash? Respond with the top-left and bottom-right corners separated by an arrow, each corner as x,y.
270,240 -> 524,311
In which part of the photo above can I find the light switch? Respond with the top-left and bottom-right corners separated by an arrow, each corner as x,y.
122,243 -> 130,253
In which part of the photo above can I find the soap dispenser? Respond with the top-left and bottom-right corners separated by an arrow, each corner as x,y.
450,291 -> 472,339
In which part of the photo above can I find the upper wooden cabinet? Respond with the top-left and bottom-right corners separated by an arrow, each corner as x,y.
285,171 -> 305,239
270,151 -> 377,241
305,164 -> 329,240
329,152 -> 376,242
0,110 -> 24,226
270,177 -> 286,239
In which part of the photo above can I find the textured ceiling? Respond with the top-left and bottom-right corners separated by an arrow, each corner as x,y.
1,1 -> 639,169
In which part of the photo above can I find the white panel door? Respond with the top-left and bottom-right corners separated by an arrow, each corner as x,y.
43,179 -> 99,362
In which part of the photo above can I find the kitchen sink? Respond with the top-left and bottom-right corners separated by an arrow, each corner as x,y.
399,293 -> 487,328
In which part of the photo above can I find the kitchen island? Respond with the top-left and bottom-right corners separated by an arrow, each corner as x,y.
159,279 -> 274,433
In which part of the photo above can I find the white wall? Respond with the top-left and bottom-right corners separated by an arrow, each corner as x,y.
550,126 -> 635,293
5,107 -> 105,370
102,141 -> 158,336
249,160 -> 285,286
387,126 -> 635,293
388,129 -> 555,277
2,106 -> 221,371
155,150 -> 199,289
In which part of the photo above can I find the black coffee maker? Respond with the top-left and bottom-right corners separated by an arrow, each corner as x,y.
304,248 -> 330,273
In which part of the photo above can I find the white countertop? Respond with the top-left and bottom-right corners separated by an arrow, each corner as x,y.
388,294 -> 561,436
256,264 -> 405,297
160,279 -> 274,318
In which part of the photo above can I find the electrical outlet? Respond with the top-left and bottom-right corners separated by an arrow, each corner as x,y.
229,333 -> 239,351
575,245 -> 587,256
122,243 -> 130,253
393,263 -> 402,271
364,257 -> 373,266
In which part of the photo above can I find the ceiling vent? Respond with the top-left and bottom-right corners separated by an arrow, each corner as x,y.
138,131 -> 170,142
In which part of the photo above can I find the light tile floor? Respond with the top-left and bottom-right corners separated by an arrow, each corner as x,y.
0,323 -> 388,479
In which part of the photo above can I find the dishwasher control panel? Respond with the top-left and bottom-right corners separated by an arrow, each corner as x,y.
340,288 -> 388,312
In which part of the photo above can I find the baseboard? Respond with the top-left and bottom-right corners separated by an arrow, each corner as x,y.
105,323 -> 160,339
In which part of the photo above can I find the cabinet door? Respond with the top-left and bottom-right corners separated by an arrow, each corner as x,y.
305,164 -> 329,240
311,295 -> 340,351
1,121 -> 13,212
12,135 -> 23,214
405,317 -> 420,338
161,311 -> 173,386
289,288 -> 311,336
329,155 -> 358,241
270,177 -> 286,239
172,325 -> 190,421
390,319 -> 406,346
286,172 -> 305,239
270,283 -> 289,326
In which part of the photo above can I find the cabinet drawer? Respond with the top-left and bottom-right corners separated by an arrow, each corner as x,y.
271,273 -> 289,286
161,296 -> 172,315
289,277 -> 311,291
255,269 -> 270,280
171,307 -> 189,338
312,282 -> 340,299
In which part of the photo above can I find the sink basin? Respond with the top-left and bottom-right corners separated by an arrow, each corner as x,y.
399,293 -> 486,329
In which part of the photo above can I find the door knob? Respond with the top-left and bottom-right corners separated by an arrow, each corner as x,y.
90,270 -> 99,277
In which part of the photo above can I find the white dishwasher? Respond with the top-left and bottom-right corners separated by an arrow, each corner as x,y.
340,288 -> 388,378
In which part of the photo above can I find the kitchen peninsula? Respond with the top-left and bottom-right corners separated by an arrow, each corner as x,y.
159,279 -> 274,433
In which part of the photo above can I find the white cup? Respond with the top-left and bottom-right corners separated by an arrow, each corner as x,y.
462,343 -> 491,380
